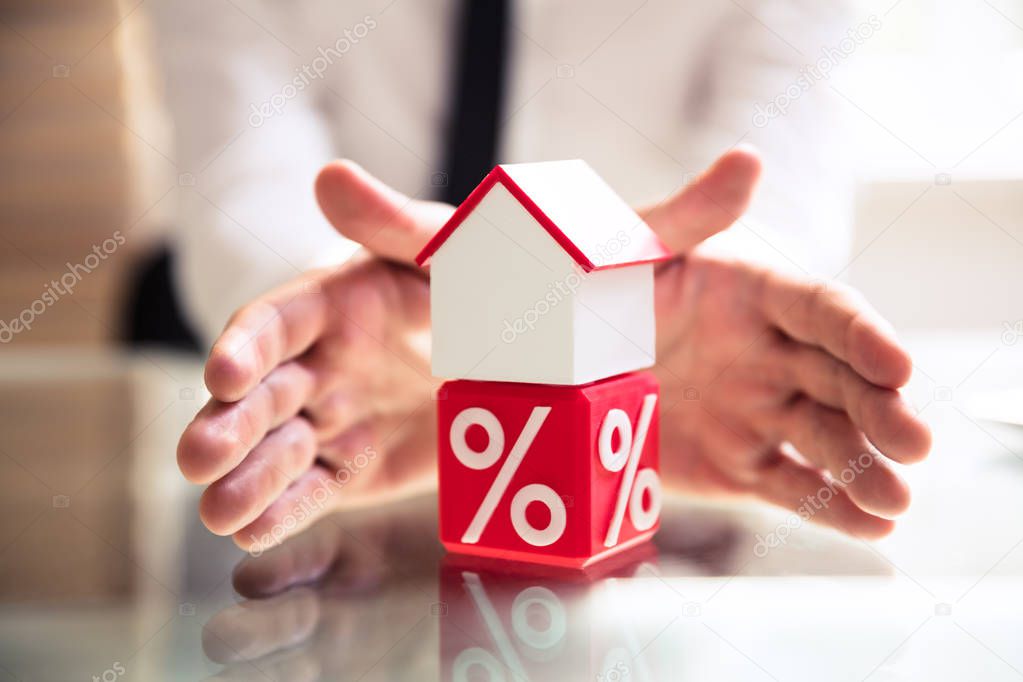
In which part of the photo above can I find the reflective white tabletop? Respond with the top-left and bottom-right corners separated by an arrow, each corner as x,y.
1,332 -> 1021,681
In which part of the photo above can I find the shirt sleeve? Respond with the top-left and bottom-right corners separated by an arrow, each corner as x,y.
148,0 -> 359,346
684,0 -> 859,276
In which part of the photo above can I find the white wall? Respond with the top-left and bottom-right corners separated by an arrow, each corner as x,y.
846,179 -> 1023,334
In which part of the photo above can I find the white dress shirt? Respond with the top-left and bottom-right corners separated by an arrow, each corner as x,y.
149,0 -> 855,344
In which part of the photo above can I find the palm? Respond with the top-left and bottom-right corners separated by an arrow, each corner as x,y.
304,257 -> 437,498
653,252 -> 777,493
649,241 -> 932,535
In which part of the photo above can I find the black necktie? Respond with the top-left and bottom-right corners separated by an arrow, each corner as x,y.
439,0 -> 509,205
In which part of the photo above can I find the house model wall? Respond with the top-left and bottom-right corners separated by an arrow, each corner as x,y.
418,160 -> 671,386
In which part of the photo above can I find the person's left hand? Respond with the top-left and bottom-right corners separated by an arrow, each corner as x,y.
644,209 -> 930,538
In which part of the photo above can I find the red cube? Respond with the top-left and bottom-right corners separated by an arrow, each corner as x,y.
437,371 -> 661,567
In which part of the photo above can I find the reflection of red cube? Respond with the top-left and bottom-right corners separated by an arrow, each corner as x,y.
439,551 -> 662,682
440,563 -> 589,682
437,371 -> 661,567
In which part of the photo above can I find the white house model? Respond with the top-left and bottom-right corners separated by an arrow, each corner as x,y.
416,160 -> 672,386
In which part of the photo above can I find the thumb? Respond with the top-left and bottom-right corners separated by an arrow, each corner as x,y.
315,160 -> 454,264
639,145 -> 762,253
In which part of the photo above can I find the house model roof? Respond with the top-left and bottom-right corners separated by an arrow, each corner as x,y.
415,160 -> 673,272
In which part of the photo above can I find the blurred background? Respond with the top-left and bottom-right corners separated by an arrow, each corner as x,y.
1,0 -> 1021,679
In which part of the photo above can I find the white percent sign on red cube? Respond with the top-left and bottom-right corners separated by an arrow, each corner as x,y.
437,371 -> 662,567
597,394 -> 661,548
451,405 -> 566,548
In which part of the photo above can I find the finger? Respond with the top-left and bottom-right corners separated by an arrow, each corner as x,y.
233,465 -> 341,552
683,404 -> 766,486
776,397 -> 911,518
321,403 -> 438,498
318,419 -> 381,467
313,420 -> 393,502
753,449 -> 896,539
638,145 -> 762,252
199,417 -> 318,536
303,389 -> 373,442
315,159 -> 454,263
760,275 -> 912,389
207,278 -> 328,402
202,588 -> 319,664
179,361 -> 316,484
765,342 -> 931,463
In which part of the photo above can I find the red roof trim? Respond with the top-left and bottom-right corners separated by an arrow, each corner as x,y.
414,166 -> 671,272
415,168 -> 505,267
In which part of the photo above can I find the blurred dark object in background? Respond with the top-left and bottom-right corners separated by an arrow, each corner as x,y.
121,246 -> 200,351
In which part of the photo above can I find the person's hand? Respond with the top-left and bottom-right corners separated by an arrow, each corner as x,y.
177,162 -> 454,550
643,176 -> 932,538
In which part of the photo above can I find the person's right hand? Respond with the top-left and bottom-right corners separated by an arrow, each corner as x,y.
177,162 -> 453,550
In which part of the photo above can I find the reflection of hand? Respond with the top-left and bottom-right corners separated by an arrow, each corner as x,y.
203,504 -> 440,680
229,502 -> 440,599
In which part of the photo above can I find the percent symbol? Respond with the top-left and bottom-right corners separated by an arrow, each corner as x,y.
599,394 -> 661,547
451,405 -> 566,547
